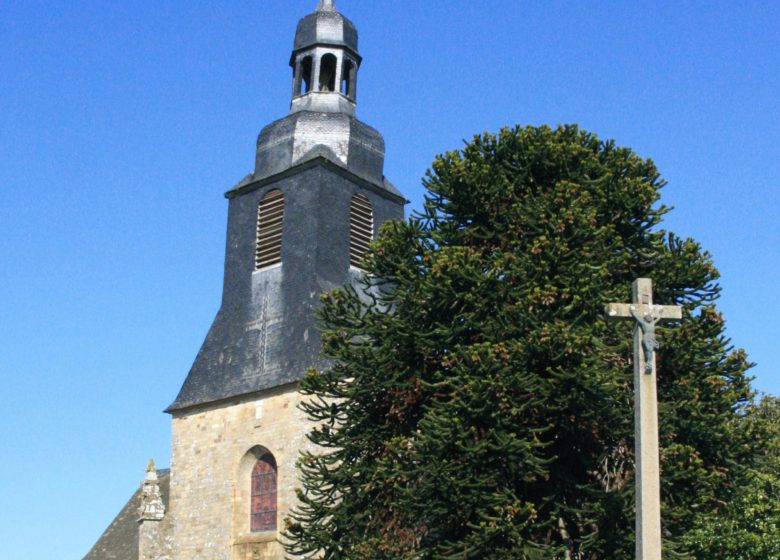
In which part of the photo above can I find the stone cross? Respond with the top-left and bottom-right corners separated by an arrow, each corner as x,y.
605,278 -> 682,560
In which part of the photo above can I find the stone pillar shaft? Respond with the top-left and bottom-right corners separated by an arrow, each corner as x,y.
632,278 -> 662,560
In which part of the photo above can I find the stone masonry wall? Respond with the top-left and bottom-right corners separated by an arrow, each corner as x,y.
170,384 -> 316,560
139,515 -> 173,560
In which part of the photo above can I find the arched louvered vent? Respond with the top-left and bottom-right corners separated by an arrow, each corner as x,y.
255,189 -> 284,270
349,193 -> 374,268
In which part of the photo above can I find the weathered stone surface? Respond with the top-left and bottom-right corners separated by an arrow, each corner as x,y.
139,461 -> 166,522
169,385 -> 315,560
606,278 -> 682,560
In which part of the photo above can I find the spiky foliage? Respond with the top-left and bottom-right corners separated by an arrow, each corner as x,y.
283,125 -> 755,559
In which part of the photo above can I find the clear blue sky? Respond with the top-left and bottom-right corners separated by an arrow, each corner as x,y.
1,1 -> 777,558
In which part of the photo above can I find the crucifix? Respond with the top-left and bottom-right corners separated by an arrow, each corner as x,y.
605,278 -> 682,560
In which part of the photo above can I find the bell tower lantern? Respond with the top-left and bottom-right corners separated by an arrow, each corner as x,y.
290,0 -> 360,114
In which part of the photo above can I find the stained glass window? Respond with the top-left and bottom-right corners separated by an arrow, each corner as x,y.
250,454 -> 277,532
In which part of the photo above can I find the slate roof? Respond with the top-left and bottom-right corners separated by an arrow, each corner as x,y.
251,111 -> 392,190
83,469 -> 170,560
294,0 -> 358,56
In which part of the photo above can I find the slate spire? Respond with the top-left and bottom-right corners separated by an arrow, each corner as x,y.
167,0 -> 404,414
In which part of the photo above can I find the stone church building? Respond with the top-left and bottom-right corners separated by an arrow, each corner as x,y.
85,1 -> 405,558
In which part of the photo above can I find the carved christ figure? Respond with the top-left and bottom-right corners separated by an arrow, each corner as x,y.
629,305 -> 662,373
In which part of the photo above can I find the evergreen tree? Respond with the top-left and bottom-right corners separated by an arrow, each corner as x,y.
284,125 -> 756,559
682,395 -> 780,559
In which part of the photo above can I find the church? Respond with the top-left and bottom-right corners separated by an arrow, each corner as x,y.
85,1 -> 405,558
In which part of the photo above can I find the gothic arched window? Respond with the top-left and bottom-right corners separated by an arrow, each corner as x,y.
255,189 -> 284,270
349,193 -> 373,268
250,454 -> 277,532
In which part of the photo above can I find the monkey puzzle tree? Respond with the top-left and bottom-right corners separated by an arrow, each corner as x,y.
284,125 -> 759,559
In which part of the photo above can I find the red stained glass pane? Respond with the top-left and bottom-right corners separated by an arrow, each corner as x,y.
252,476 -> 263,495
250,454 -> 277,532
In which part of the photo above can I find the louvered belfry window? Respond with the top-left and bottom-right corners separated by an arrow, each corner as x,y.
349,193 -> 374,268
255,189 -> 284,270
250,454 -> 277,532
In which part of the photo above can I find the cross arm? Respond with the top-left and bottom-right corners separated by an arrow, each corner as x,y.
604,303 -> 683,321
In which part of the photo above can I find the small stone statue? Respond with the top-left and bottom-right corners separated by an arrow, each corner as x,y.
629,305 -> 662,373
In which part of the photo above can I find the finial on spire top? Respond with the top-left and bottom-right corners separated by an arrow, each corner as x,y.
316,0 -> 337,12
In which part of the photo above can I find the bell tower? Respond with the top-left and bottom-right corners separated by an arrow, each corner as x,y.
290,0 -> 359,114
165,1 -> 405,558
